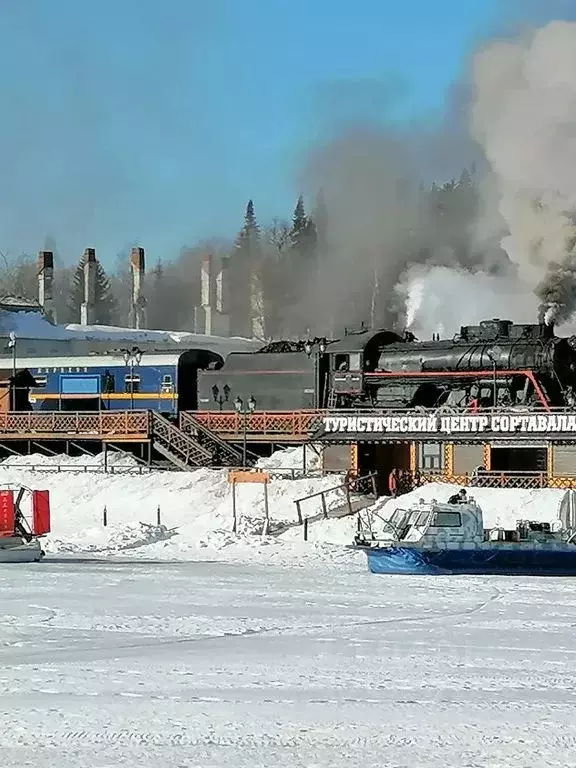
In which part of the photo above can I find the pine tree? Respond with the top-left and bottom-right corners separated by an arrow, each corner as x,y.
281,196 -> 318,335
147,260 -> 167,329
229,200 -> 262,337
313,189 -> 328,259
67,251 -> 117,325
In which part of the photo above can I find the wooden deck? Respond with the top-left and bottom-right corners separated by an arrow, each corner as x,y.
0,411 -> 149,441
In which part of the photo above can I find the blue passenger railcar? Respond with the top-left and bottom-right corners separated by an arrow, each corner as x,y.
21,352 -> 200,415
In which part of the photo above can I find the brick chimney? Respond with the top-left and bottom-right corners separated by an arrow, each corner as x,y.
80,248 -> 96,325
129,247 -> 146,329
37,250 -> 55,323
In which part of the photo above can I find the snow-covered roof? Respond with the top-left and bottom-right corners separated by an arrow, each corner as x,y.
0,311 -> 260,356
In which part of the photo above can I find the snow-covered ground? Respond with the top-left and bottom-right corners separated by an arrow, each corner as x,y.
4,561 -> 576,767
1,446 -> 576,766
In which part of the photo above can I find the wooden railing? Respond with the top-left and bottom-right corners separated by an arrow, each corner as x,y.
415,470 -> 576,490
0,410 -> 149,436
294,472 -> 378,525
191,410 -> 325,436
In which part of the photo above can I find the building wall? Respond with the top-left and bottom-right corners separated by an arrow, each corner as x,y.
453,444 -> 484,474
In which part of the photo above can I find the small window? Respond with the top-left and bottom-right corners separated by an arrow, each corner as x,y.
124,374 -> 140,394
418,443 -> 443,470
161,374 -> 174,394
33,375 -> 47,389
334,354 -> 349,371
416,511 -> 430,526
349,352 -> 361,370
432,512 -> 462,528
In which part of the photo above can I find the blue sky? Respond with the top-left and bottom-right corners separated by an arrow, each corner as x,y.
0,0 -> 541,267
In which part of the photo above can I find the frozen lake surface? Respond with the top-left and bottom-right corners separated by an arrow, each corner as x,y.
2,557 -> 576,767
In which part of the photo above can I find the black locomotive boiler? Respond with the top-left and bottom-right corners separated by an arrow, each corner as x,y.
197,318 -> 576,412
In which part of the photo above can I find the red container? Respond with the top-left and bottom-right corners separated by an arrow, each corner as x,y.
32,490 -> 51,535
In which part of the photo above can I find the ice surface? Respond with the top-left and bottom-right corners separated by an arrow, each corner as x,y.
1,447 -> 575,767
3,561 -> 576,767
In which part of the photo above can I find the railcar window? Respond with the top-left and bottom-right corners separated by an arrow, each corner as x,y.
432,512 -> 462,527
334,354 -> 349,371
124,374 -> 140,394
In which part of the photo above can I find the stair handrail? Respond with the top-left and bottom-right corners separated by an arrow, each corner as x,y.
150,411 -> 212,464
294,471 -> 377,525
179,412 -> 250,462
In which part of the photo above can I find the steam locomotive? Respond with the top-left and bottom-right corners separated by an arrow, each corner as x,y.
198,318 -> 576,411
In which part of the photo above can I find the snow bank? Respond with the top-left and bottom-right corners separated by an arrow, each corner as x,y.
0,445 -> 569,565
0,449 -> 349,564
256,443 -> 323,473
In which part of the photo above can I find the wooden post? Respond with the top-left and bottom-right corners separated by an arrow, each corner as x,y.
103,505 -> 108,527
156,504 -> 161,526
103,442 -> 108,473
346,482 -> 352,515
296,499 -> 303,525
302,443 -> 306,474
232,481 -> 237,533
321,493 -> 328,519
262,483 -> 269,536
303,517 -> 308,541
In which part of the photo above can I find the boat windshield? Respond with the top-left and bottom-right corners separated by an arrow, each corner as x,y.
431,511 -> 462,528
410,511 -> 430,527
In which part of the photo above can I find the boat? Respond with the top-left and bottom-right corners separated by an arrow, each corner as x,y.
0,535 -> 44,563
352,496 -> 576,576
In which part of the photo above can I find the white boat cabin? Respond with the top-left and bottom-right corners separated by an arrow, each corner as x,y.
357,498 -> 563,550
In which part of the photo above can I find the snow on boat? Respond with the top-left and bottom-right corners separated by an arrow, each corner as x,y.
352,495 -> 576,576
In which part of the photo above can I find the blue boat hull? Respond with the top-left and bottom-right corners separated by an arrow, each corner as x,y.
364,546 -> 576,576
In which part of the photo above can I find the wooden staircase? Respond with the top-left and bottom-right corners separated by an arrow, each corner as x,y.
179,411 -> 257,466
150,412 -> 212,470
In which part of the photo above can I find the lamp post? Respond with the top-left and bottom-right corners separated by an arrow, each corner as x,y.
122,346 -> 143,410
7,331 -> 16,411
234,394 -> 256,468
212,383 -> 231,411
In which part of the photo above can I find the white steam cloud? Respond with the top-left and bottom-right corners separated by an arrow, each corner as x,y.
400,265 -> 539,338
470,21 -> 576,323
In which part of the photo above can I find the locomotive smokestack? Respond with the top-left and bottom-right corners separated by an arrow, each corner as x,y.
37,250 -> 54,323
80,248 -> 96,325
539,302 -> 560,327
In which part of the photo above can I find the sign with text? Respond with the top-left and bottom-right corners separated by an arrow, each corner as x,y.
228,470 -> 270,484
322,413 -> 576,437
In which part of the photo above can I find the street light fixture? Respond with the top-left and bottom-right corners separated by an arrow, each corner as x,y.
212,383 -> 231,410
234,395 -> 256,467
121,346 -> 143,410
7,331 -> 16,410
